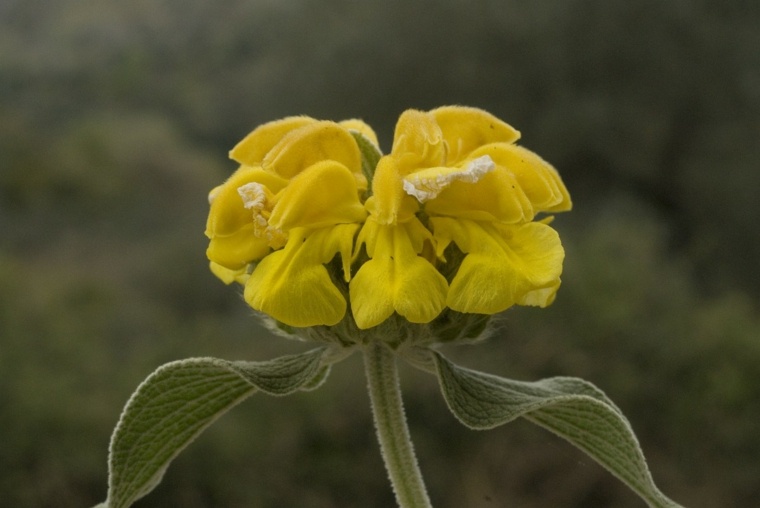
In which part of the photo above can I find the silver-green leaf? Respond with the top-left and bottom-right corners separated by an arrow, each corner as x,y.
433,352 -> 683,508
350,130 -> 383,193
99,347 -> 332,508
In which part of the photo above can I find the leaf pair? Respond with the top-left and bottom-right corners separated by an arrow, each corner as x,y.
94,345 -> 682,508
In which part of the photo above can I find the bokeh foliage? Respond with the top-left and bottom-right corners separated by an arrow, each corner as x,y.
1,0 -> 759,506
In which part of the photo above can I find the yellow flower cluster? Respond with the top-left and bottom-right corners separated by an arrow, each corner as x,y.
205,107 -> 571,330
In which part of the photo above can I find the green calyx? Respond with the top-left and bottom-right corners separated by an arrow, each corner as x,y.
264,307 -> 493,348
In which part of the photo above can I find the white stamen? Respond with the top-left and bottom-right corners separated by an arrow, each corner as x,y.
402,154 -> 495,203
235,181 -> 287,248
237,182 -> 267,210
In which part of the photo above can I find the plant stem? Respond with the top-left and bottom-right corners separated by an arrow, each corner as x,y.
363,342 -> 433,508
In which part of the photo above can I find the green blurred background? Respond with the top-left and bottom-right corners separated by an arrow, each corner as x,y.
1,0 -> 759,506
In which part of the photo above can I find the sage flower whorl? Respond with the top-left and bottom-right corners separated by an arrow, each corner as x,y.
205,107 -> 571,335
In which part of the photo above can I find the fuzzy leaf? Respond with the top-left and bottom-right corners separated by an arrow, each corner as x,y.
433,352 -> 682,508
99,347 -> 331,508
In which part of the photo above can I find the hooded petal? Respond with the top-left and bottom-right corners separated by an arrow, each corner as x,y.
229,116 -> 316,166
205,167 -> 289,268
402,152 -> 533,223
423,162 -> 534,223
391,109 -> 446,172
244,225 -> 359,327
205,167 -> 288,236
339,118 -> 380,147
268,160 -> 366,232
431,217 -> 564,314
262,121 -> 363,182
350,218 -> 448,329
206,224 -> 270,269
369,156 -> 420,225
470,143 -> 572,213
430,106 -> 521,163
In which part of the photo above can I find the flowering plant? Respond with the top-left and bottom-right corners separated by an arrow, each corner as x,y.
94,107 -> 682,508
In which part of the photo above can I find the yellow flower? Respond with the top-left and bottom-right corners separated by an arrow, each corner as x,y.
205,116 -> 373,326
350,106 -> 571,328
206,106 -> 571,333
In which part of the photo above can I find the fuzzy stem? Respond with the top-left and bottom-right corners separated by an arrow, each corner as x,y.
363,342 -> 433,508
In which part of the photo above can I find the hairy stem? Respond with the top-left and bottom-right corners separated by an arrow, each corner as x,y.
364,342 -> 433,508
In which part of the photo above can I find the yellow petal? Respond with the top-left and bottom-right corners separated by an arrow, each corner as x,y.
423,163 -> 534,223
229,116 -> 316,166
430,106 -> 521,163
470,143 -> 572,213
209,262 -> 250,285
244,225 -> 359,327
519,280 -> 561,307
205,166 -> 288,238
269,160 -> 367,231
206,224 -> 270,269
431,218 -> 564,314
339,118 -> 380,146
262,121 -> 363,180
356,212 -> 432,258
391,109 -> 446,172
205,167 -> 288,268
350,218 -> 447,329
369,156 -> 412,224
